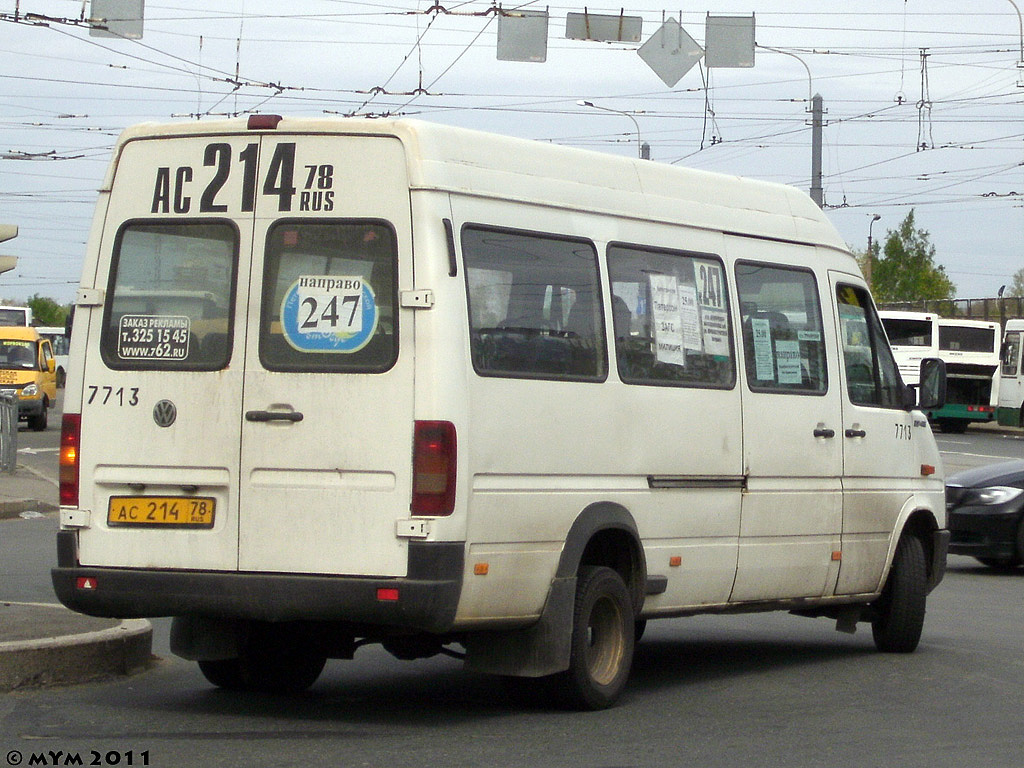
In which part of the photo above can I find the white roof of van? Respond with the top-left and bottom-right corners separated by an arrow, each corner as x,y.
110,116 -> 850,253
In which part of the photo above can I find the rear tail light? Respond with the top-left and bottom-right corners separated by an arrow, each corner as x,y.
60,413 -> 81,507
411,420 -> 456,516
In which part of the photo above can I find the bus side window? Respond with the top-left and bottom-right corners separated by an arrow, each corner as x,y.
606,244 -> 734,388
1002,334 -> 1021,377
463,225 -> 606,382
735,263 -> 827,394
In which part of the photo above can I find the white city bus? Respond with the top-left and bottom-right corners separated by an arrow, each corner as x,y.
998,319 -> 1024,428
53,116 -> 948,709
879,311 -> 1001,433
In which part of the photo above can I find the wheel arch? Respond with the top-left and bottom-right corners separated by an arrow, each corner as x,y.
555,501 -> 647,614
890,502 -> 947,593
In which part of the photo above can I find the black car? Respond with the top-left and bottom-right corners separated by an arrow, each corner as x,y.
946,460 -> 1024,569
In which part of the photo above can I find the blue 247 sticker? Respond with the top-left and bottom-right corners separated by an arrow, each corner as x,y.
281,276 -> 378,353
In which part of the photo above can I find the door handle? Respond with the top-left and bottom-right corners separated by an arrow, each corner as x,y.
245,410 -> 304,423
813,428 -> 836,438
845,428 -> 867,438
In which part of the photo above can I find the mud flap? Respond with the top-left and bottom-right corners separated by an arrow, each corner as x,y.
170,615 -> 245,661
462,576 -> 575,677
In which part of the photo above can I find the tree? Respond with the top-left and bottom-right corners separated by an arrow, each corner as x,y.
870,210 -> 956,302
27,294 -> 69,326
1008,267 -> 1024,297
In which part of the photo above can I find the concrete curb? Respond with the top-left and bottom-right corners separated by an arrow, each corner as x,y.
0,603 -> 153,691
0,500 -> 58,520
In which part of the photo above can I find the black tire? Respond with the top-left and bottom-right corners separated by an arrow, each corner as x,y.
199,625 -> 326,694
553,566 -> 635,710
28,405 -> 47,432
871,535 -> 927,653
198,658 -> 246,690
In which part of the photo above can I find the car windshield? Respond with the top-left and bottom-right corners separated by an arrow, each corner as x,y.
0,340 -> 37,370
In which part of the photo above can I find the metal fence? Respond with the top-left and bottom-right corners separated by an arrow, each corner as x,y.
0,392 -> 16,474
877,296 -> 1024,326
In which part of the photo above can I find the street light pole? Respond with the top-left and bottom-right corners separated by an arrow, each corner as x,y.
866,214 -> 881,289
577,100 -> 644,159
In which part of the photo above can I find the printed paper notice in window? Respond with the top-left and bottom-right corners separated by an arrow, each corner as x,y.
649,274 -> 686,366
281,276 -> 379,353
695,260 -> 730,357
117,315 -> 191,360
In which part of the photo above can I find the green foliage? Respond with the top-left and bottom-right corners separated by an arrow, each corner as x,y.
869,210 -> 956,302
27,294 -> 69,326
1009,267 -> 1024,298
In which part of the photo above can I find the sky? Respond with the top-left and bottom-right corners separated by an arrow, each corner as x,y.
1,0 -> 1022,305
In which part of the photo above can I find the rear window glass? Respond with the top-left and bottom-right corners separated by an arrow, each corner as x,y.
939,325 -> 996,353
259,220 -> 398,373
881,318 -> 932,347
101,222 -> 237,371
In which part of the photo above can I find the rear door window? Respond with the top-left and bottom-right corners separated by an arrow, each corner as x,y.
258,220 -> 398,373
101,221 -> 238,371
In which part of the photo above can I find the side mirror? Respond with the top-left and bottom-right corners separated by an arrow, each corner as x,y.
47,358 -> 55,374
65,305 -> 75,339
915,357 -> 946,410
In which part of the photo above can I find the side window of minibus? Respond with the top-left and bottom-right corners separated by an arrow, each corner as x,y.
462,225 -> 606,381
735,263 -> 827,394
835,284 -> 904,409
606,244 -> 734,388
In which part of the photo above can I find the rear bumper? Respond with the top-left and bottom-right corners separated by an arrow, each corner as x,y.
52,530 -> 465,634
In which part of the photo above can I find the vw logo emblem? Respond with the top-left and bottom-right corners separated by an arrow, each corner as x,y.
153,399 -> 177,428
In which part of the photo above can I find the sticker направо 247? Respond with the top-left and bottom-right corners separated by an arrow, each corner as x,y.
280,276 -> 378,353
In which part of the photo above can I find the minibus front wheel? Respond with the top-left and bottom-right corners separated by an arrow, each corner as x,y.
871,534 -> 927,653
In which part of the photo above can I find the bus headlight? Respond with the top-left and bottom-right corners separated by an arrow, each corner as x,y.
21,383 -> 39,397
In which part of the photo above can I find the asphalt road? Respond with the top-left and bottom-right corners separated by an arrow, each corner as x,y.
2,420 -> 1022,767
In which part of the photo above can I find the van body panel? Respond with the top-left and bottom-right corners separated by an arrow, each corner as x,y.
236,135 -> 414,577
74,132 -> 415,578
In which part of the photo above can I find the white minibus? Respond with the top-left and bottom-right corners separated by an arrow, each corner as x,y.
53,116 -> 948,709
998,318 -> 1024,428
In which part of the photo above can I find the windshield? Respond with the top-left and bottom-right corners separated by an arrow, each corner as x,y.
0,340 -> 37,370
939,325 -> 996,353
0,308 -> 28,327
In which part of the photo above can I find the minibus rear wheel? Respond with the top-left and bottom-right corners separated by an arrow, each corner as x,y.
871,534 -> 927,653
198,624 -> 327,694
555,565 -> 635,710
